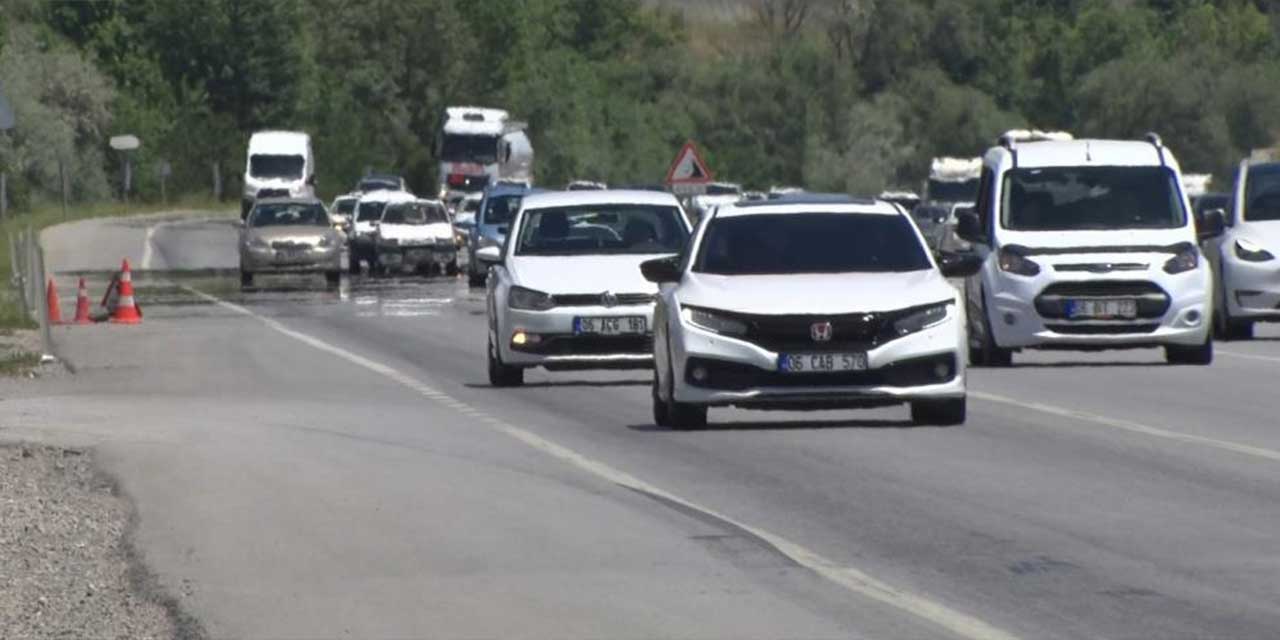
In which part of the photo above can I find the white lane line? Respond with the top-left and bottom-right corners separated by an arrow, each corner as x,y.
180,284 -> 1019,640
972,391 -> 1280,463
1218,349 -> 1280,365
141,225 -> 158,270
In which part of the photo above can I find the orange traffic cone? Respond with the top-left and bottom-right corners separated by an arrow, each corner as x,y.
73,277 -> 93,325
110,259 -> 142,324
46,279 -> 63,325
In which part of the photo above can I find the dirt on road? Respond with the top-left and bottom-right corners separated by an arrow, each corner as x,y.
0,444 -> 198,639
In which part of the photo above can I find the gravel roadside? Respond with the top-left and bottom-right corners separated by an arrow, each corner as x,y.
0,444 -> 199,639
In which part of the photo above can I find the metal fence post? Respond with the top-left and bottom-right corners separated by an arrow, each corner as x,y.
35,243 -> 53,359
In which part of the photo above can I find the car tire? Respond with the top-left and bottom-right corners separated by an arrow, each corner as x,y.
487,336 -> 524,387
1215,309 -> 1254,341
446,259 -> 460,276
468,271 -> 486,288
348,251 -> 363,275
240,270 -> 253,288
967,286 -> 1013,367
324,271 -> 341,287
910,397 -> 966,426
1165,335 -> 1214,365
657,349 -> 707,430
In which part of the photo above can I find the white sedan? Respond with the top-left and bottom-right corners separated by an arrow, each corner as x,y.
644,196 -> 983,429
479,190 -> 693,386
373,198 -> 459,276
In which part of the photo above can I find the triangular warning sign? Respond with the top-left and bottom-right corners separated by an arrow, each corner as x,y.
665,141 -> 713,184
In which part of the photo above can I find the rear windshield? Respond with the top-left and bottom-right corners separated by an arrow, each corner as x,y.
481,194 -> 522,225
357,201 -> 387,222
250,202 -> 327,227
382,202 -> 449,225
1245,165 -> 1280,221
250,154 -> 304,180
1001,166 -> 1186,231
515,204 -> 688,256
694,213 -> 931,275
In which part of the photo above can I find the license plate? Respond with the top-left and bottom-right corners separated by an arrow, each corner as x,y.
779,352 -> 868,373
1066,298 -> 1137,319
405,249 -> 430,260
276,249 -> 308,261
574,316 -> 647,335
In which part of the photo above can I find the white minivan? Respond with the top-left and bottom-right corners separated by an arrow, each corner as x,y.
242,131 -> 315,219
955,133 -> 1223,366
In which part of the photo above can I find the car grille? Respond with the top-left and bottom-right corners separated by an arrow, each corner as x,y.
553,292 -> 654,307
256,188 -> 289,198
1044,323 -> 1160,335
708,305 -> 941,352
1034,281 -> 1169,320
1052,263 -> 1148,273
513,335 -> 652,355
270,241 -> 314,250
684,353 -> 956,391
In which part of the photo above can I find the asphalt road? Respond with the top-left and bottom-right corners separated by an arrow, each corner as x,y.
14,214 -> 1280,638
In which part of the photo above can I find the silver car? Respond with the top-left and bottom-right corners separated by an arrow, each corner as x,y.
239,197 -> 343,288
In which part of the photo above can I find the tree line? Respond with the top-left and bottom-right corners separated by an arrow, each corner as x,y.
2,0 -> 1280,211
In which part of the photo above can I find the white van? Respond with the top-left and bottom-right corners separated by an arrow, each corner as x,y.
955,133 -> 1222,365
242,131 -> 315,219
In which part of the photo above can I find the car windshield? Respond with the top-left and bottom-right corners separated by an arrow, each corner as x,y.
334,199 -> 356,215
515,204 -> 688,256
356,200 -> 388,222
249,154 -> 304,180
928,178 -> 979,203
441,134 -> 498,164
482,194 -> 522,225
1001,166 -> 1186,231
359,179 -> 400,192
694,213 -> 931,275
250,202 -> 327,227
1245,165 -> 1280,221
382,202 -> 448,225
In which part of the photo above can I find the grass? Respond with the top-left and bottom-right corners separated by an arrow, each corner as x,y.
0,193 -> 232,330
0,351 -> 41,376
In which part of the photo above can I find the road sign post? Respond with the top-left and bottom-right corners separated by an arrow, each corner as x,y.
110,134 -> 141,216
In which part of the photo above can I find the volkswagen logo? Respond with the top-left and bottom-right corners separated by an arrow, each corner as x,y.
810,321 -> 833,342
601,291 -> 618,308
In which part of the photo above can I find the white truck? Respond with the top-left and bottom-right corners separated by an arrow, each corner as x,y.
437,107 -> 533,198
242,131 -> 315,219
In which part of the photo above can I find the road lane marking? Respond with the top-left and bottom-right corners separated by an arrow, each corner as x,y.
1218,349 -> 1280,365
972,391 -> 1280,463
180,284 -> 1019,640
141,224 -> 158,270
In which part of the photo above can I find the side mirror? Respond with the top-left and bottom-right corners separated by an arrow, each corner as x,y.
306,174 -> 317,187
937,251 -> 984,278
955,209 -> 984,243
475,245 -> 502,264
1198,208 -> 1226,240
640,255 -> 682,284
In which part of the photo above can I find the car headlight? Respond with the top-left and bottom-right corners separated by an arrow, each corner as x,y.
997,247 -> 1040,276
889,302 -> 951,338
1235,238 -> 1275,262
682,305 -> 749,337
247,236 -> 269,249
509,286 -> 556,311
1163,242 -> 1200,274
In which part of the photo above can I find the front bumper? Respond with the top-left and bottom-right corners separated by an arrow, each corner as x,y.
499,304 -> 655,369
377,244 -> 458,268
240,246 -> 341,272
987,270 -> 1211,349
1222,257 -> 1280,320
670,318 -> 964,408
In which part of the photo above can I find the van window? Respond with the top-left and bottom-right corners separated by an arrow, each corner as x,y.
1001,166 -> 1186,231
250,155 -> 305,180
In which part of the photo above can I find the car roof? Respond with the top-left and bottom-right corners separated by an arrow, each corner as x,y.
254,196 -> 322,207
247,130 -> 309,155
718,197 -> 899,218
484,182 -> 540,198
991,139 -> 1171,169
357,189 -> 416,204
519,189 -> 681,210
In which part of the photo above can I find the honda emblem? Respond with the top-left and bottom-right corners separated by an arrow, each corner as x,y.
810,321 -> 833,342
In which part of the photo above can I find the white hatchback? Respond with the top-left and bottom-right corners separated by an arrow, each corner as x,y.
644,197 -> 982,429
480,190 -> 693,386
